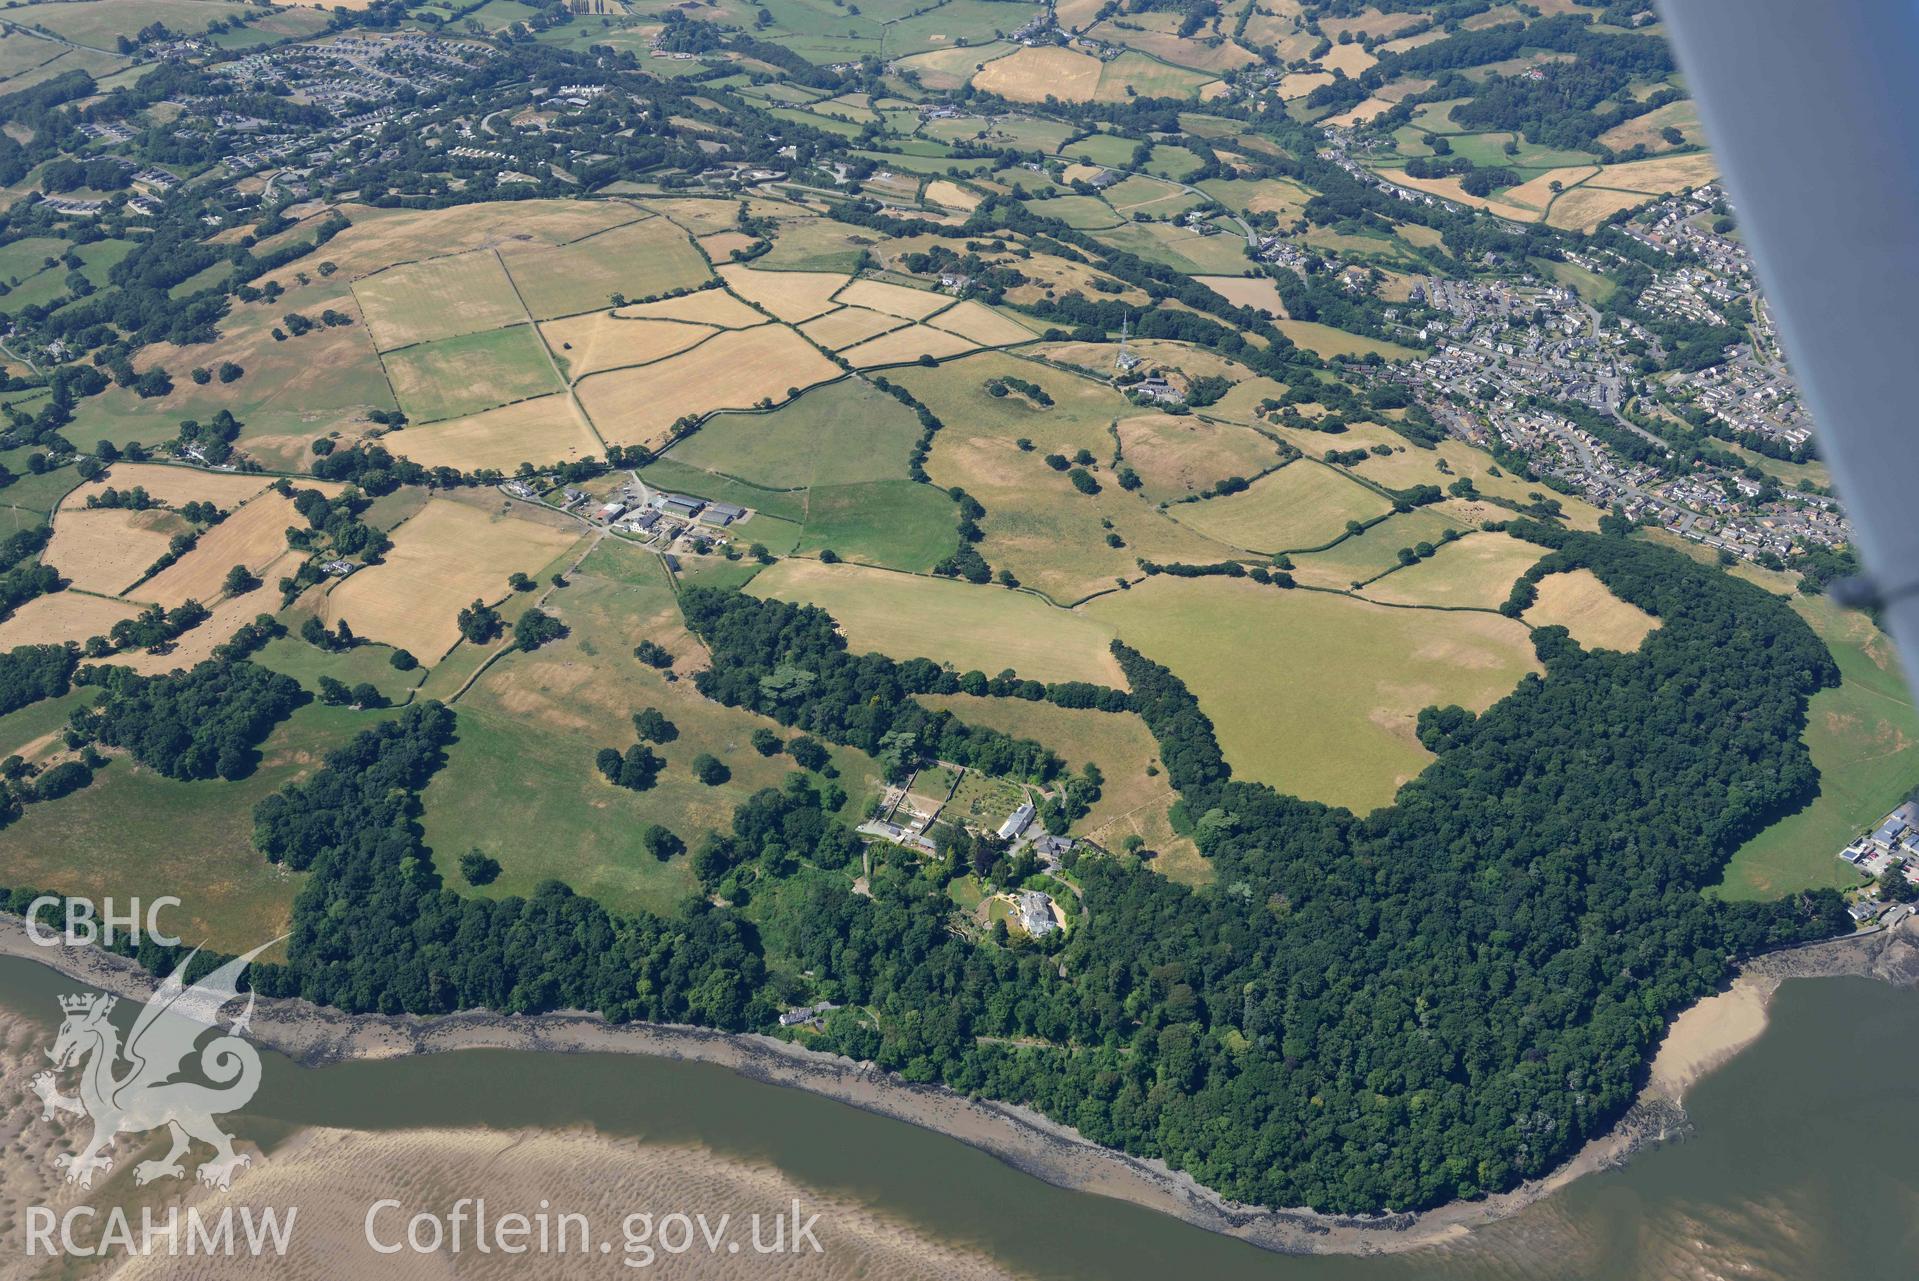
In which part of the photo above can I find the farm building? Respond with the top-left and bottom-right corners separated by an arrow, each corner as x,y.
698,502 -> 747,526
997,800 -> 1035,842
658,494 -> 705,520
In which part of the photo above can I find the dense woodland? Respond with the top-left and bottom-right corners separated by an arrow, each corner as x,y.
0,527 -> 1837,1214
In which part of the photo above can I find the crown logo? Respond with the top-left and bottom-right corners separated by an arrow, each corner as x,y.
58,993 -> 110,1016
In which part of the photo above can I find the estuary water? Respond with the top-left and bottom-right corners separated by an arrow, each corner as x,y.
1,956 -> 1913,1280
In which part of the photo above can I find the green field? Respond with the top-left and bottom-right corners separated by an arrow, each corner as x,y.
16,0 -> 253,46
0,702 -> 390,953
1718,597 -> 1919,900
1083,576 -> 1541,813
662,380 -> 923,489
793,479 -> 957,573
382,325 -> 562,423
637,457 -> 807,524
253,634 -> 427,706
419,552 -> 879,916
1168,461 -> 1393,553
749,558 -> 1125,686
501,216 -> 713,320
1362,531 -> 1547,608
897,352 -> 1236,602
1288,506 -> 1466,588
1019,195 -> 1125,230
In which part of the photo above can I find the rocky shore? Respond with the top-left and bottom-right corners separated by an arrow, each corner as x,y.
4,914 -> 1914,1257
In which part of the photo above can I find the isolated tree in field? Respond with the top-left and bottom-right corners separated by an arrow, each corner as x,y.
641,824 -> 682,861
513,607 -> 565,651
459,850 -> 501,885
619,744 -> 662,791
389,648 -> 417,671
633,707 -> 678,743
317,675 -> 351,706
458,599 -> 502,643
509,571 -> 535,592
633,639 -> 673,667
692,753 -> 729,785
751,727 -> 782,756
350,682 -> 384,709
223,564 -> 257,595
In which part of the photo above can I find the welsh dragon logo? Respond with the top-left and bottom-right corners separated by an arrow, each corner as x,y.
30,941 -> 278,1191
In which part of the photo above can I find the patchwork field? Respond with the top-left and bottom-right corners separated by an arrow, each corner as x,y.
66,464 -> 274,510
1195,274 -> 1289,314
1083,576 -> 1542,812
662,379 -> 921,490
1115,414 -> 1283,503
381,393 -> 604,473
44,507 -> 191,596
1167,462 -> 1393,553
1287,507 -> 1466,589
499,215 -> 713,319
970,46 -> 1103,102
615,289 -> 769,328
418,551 -> 876,917
842,324 -> 979,368
791,479 -> 958,572
578,326 -> 841,449
800,306 -> 909,350
354,251 -> 526,349
541,311 -> 719,380
0,591 -> 141,649
836,277 -> 950,320
898,353 -> 1235,601
1522,567 -> 1661,651
748,559 -> 1125,686
715,265 -> 849,322
926,300 -> 1038,346
1362,532 -> 1547,609
322,497 -> 582,659
66,280 -> 396,464
382,325 -> 562,423
139,491 -> 302,608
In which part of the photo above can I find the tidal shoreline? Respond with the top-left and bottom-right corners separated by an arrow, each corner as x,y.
4,915 -> 1915,1258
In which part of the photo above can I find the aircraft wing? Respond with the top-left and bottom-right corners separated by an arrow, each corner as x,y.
1658,0 -> 1919,688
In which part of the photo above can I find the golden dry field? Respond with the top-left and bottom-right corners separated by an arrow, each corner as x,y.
1524,566 -> 1662,651
540,311 -> 718,381
1361,532 -> 1548,608
578,326 -> 841,449
716,265 -> 849,322
44,507 -> 190,596
748,559 -> 1127,686
353,251 -> 526,349
841,324 -> 979,368
381,394 -> 605,473
322,498 -> 582,659
834,277 -> 951,320
800,305 -> 911,350
139,491 -> 303,608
